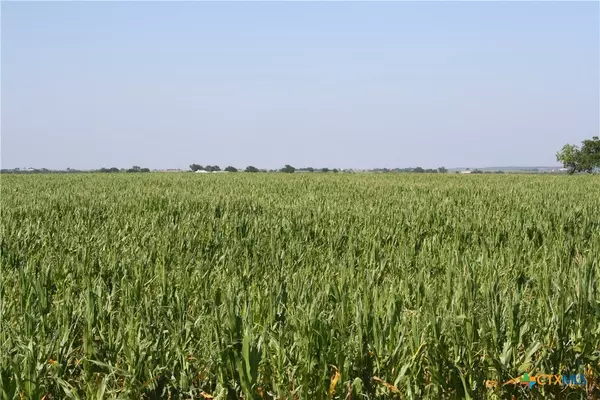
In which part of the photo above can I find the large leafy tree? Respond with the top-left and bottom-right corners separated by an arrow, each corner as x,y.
579,136 -> 600,172
556,144 -> 581,174
556,136 -> 600,174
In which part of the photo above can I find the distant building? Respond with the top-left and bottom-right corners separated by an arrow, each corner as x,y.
460,170 -> 472,174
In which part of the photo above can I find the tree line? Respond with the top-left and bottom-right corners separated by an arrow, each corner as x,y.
188,165 -> 455,173
7,135 -> 599,176
98,165 -> 151,173
556,136 -> 600,174
0,165 -> 479,174
190,164 -> 255,173
0,166 -> 152,174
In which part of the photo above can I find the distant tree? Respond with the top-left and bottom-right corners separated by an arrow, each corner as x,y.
494,170 -> 504,174
99,167 -> 119,173
225,166 -> 238,172
245,165 -> 259,173
320,168 -> 330,173
127,165 -> 147,173
332,168 -> 339,173
189,164 -> 203,172
472,169 -> 484,174
413,167 -> 424,173
205,165 -> 221,172
280,165 -> 296,173
557,136 -> 600,174
438,166 -> 448,173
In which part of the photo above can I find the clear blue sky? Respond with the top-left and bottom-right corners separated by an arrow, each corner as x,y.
1,1 -> 598,170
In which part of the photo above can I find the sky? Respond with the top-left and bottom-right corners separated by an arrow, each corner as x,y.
1,1 -> 598,170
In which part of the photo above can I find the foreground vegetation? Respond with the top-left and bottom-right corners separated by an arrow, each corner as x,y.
1,173 -> 599,399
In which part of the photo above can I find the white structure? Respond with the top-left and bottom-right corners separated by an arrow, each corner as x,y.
195,170 -> 209,173
460,170 -> 472,174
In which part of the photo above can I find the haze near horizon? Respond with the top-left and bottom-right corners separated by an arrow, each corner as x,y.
1,1 -> 598,170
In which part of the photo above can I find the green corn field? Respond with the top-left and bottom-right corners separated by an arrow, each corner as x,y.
1,173 -> 599,399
